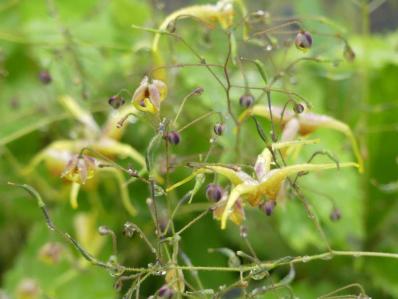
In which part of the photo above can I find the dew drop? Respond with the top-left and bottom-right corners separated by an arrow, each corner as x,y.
250,266 -> 267,280
154,270 -> 166,276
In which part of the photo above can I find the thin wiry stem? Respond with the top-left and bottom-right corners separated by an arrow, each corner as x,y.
223,32 -> 239,125
175,209 -> 209,235
319,283 -> 367,299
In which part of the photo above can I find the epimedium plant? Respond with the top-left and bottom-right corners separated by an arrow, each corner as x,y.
3,0 -> 398,298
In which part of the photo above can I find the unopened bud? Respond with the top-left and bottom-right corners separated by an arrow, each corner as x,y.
293,103 -> 305,114
167,131 -> 181,145
239,94 -> 254,108
261,200 -> 276,216
213,122 -> 225,136
206,184 -> 223,202
330,208 -> 341,222
39,70 -> 52,85
295,30 -> 312,51
108,95 -> 125,109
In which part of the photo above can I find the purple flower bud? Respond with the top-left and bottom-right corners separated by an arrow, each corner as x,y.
108,95 -> 125,109
206,184 -> 223,202
330,208 -> 341,222
213,122 -> 225,136
261,200 -> 276,216
295,31 -> 312,51
39,70 -> 52,84
293,103 -> 305,114
167,131 -> 181,145
158,284 -> 174,298
239,94 -> 254,108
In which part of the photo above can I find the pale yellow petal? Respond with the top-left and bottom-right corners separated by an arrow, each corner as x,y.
94,138 -> 146,168
70,182 -> 81,209
220,184 -> 256,229
203,165 -> 255,185
258,162 -> 359,199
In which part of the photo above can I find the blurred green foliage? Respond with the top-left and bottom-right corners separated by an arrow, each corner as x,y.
1,0 -> 398,298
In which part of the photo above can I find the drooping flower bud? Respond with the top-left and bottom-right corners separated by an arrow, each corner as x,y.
206,183 -> 223,202
293,103 -> 305,114
39,70 -> 52,85
108,95 -> 125,109
261,200 -> 276,216
239,93 -> 254,108
330,207 -> 341,221
213,122 -> 225,136
295,30 -> 312,51
167,131 -> 181,145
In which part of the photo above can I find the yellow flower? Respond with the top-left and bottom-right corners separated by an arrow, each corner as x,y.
239,105 -> 364,172
24,96 -> 144,214
61,154 -> 96,184
151,0 -> 235,80
152,0 -> 234,53
131,76 -> 167,113
167,139 -> 359,229
38,242 -> 64,265
212,195 -> 245,225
